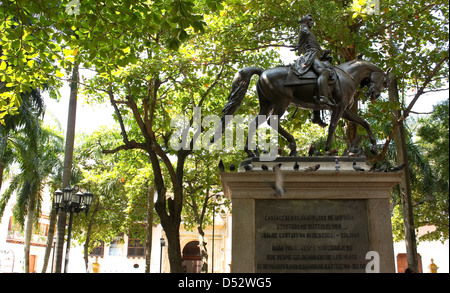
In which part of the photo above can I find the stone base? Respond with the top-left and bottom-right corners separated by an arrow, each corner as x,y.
220,157 -> 402,273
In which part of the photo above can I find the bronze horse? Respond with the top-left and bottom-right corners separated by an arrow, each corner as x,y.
220,59 -> 390,157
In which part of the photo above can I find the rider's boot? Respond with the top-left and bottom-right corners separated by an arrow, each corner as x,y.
317,69 -> 335,107
311,110 -> 327,127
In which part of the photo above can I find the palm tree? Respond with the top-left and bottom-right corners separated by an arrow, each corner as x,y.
0,88 -> 44,194
385,117 -> 448,242
0,124 -> 64,272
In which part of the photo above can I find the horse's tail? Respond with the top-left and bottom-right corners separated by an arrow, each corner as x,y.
220,67 -> 264,124
210,67 -> 263,144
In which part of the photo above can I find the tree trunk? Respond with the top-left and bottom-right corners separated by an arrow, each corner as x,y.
341,48 -> 359,148
150,148 -> 185,273
145,186 -> 155,273
198,227 -> 208,273
389,77 -> 419,273
54,62 -> 79,273
192,188 -> 210,273
154,189 -> 183,273
0,161 -> 4,194
153,189 -> 183,273
24,190 -> 37,273
41,202 -> 57,272
164,222 -> 183,273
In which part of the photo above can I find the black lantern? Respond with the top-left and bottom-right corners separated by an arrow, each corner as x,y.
83,190 -> 94,207
63,186 -> 73,205
72,190 -> 84,206
54,189 -> 63,206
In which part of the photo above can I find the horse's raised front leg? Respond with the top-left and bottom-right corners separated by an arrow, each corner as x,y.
343,109 -> 378,154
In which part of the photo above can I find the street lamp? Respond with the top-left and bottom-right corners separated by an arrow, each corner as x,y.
160,237 -> 165,273
53,186 -> 94,273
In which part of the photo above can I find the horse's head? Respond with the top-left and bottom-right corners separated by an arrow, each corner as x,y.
365,68 -> 391,101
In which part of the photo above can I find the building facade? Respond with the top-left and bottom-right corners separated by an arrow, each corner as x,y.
0,188 -> 232,273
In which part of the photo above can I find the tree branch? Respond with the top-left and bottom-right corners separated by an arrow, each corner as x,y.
107,89 -> 130,145
99,139 -> 147,154
371,56 -> 448,162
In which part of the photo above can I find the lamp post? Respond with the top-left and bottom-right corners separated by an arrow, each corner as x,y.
211,193 -> 221,273
212,203 -> 215,274
160,237 -> 165,273
53,186 -> 93,273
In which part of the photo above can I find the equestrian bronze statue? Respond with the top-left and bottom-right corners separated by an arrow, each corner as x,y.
217,15 -> 391,158
219,59 -> 390,158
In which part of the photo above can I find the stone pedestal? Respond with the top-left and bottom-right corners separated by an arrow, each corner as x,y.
220,157 -> 402,273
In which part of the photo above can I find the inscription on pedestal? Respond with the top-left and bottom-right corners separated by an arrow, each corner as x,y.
255,199 -> 370,273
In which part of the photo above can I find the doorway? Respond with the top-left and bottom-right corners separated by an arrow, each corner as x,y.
182,241 -> 202,273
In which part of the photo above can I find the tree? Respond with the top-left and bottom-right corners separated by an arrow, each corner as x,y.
375,1 -> 448,272
417,100 -> 449,184
81,1 -> 279,271
0,0 -> 208,124
0,124 -> 64,272
69,129 -> 156,272
70,0 -> 449,272
0,86 -> 45,194
415,100 -> 449,241
53,60 -> 80,273
182,150 -> 234,272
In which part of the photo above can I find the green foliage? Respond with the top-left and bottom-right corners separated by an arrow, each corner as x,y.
182,150 -> 232,232
1,87 -> 47,216
368,0 -> 449,90
0,0 -> 212,124
413,100 -> 449,242
0,124 -> 64,226
417,100 -> 449,183
388,101 -> 449,243
70,128 -> 156,248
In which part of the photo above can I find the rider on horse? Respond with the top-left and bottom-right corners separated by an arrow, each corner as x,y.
292,14 -> 335,127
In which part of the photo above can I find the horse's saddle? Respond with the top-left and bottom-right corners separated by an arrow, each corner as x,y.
284,64 -> 337,87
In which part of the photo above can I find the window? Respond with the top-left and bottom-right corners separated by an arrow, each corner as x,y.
109,235 -> 124,256
37,223 -> 49,236
127,236 -> 145,257
89,241 -> 105,258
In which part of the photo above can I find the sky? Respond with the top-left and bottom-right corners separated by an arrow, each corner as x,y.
44,88 -> 116,136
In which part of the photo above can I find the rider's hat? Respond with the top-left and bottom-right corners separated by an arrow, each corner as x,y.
298,14 -> 313,23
